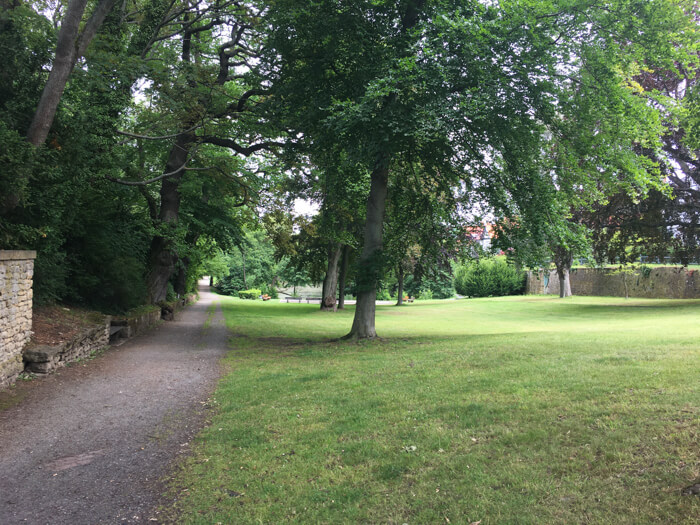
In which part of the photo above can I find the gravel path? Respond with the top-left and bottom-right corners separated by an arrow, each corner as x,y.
0,282 -> 229,524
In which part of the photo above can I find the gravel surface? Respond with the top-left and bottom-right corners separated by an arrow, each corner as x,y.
0,283 -> 229,524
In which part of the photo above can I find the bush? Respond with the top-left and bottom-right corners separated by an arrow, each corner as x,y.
238,289 -> 261,300
454,258 -> 525,298
417,288 -> 433,300
403,269 -> 455,299
376,289 -> 392,301
260,284 -> 278,299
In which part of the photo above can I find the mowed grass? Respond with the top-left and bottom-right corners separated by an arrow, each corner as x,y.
166,295 -> 700,524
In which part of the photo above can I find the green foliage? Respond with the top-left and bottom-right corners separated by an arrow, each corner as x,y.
238,289 -> 261,300
454,258 -> 526,298
403,267 -> 455,300
216,231 -> 280,296
201,250 -> 230,284
376,288 -> 392,301
277,257 -> 312,292
417,288 -> 433,300
260,284 -> 278,299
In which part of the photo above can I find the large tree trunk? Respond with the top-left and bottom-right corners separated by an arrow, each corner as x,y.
146,134 -> 191,303
337,244 -> 350,310
344,156 -> 390,339
396,266 -> 404,306
321,243 -> 342,311
553,246 -> 573,298
174,256 -> 190,296
26,0 -> 118,146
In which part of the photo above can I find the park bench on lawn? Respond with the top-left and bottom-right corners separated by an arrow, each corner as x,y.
283,296 -> 322,304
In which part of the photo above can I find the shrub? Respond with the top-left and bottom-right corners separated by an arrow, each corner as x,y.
404,269 -> 455,299
418,288 -> 433,300
376,289 -> 392,301
454,258 -> 525,298
260,284 -> 278,299
238,289 -> 261,300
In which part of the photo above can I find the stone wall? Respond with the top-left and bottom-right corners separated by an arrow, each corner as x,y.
23,318 -> 110,375
111,308 -> 161,343
526,267 -> 700,299
0,250 -> 37,388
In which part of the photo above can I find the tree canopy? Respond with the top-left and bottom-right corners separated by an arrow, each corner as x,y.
0,0 -> 697,329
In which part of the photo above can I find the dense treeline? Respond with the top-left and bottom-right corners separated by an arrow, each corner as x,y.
0,0 -> 698,336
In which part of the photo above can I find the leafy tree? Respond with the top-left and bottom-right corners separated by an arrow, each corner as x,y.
108,1 -> 282,304
384,162 -> 465,304
264,0 -> 693,337
201,249 -> 230,286
216,230 -> 279,296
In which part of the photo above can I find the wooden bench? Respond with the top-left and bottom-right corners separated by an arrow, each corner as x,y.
283,296 -> 322,303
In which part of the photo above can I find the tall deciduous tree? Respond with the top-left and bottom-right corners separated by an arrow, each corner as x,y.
110,1 -> 281,303
264,0 -> 694,337
26,0 -> 119,147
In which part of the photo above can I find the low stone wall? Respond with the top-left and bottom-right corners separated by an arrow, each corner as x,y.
111,295 -> 198,342
23,317 -> 110,375
161,293 -> 198,321
526,267 -> 700,299
0,250 -> 37,388
111,308 -> 161,343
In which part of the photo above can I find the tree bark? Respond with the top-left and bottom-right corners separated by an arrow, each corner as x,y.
321,243 -> 342,311
553,246 -> 573,298
344,156 -> 390,339
396,266 -> 404,306
174,256 -> 189,296
146,133 -> 192,303
337,244 -> 350,310
26,0 -> 118,146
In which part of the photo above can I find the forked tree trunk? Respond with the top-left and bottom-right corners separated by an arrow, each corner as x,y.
337,244 -> 350,310
553,246 -> 573,298
396,266 -> 404,306
27,0 -> 118,146
321,244 -> 342,311
344,157 -> 390,339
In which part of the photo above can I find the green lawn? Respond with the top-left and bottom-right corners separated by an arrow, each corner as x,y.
165,295 -> 700,524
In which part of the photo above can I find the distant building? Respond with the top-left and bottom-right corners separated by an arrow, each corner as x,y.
465,223 -> 495,252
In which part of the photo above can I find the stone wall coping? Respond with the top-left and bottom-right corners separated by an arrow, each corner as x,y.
0,250 -> 37,261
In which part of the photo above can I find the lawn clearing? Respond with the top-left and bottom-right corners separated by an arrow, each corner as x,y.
165,295 -> 699,524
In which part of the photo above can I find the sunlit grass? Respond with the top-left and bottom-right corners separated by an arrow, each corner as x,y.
165,295 -> 700,524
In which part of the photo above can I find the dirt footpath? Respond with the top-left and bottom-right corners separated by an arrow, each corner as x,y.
0,283 -> 229,524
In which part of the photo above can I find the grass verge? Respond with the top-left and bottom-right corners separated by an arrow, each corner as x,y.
165,295 -> 700,524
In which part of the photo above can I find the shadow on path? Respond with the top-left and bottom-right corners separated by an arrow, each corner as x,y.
0,281 -> 229,524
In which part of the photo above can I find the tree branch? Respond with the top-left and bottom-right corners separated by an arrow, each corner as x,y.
116,124 -> 202,143
198,136 -> 283,155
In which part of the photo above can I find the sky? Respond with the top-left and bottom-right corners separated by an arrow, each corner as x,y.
293,198 -> 319,216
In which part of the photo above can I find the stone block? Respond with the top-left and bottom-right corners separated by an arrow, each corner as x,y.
24,345 -> 63,364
